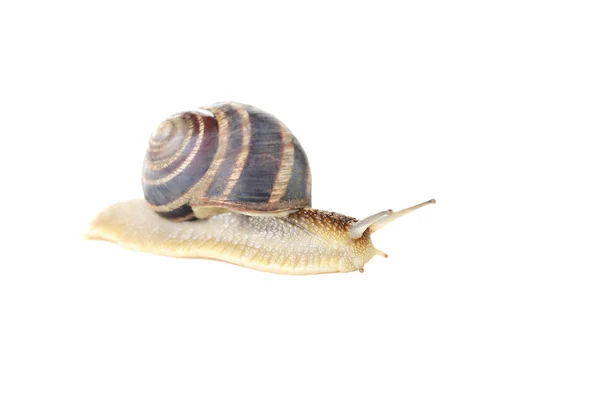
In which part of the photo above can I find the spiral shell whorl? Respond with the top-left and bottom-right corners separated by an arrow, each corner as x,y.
142,102 -> 312,220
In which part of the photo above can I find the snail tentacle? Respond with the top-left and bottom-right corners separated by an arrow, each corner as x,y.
369,199 -> 436,233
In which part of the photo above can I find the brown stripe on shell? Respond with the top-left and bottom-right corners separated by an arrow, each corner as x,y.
221,103 -> 251,198
144,135 -> 201,182
143,114 -> 205,185
202,103 -> 244,198
184,107 -> 230,202
269,121 -> 295,204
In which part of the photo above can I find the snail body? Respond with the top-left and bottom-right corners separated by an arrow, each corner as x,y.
88,102 -> 435,274
88,200 -> 377,274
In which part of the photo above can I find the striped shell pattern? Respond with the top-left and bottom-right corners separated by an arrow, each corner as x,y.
142,102 -> 312,221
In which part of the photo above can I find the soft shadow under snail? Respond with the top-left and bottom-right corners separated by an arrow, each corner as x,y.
87,102 -> 435,274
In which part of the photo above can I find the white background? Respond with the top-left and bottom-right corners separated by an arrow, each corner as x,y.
1,1 -> 599,399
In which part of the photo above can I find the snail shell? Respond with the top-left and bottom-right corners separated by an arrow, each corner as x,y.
143,102 -> 311,221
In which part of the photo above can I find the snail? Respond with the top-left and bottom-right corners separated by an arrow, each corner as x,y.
87,102 -> 435,274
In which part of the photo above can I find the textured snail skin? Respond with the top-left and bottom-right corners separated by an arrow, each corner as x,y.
87,200 -> 377,275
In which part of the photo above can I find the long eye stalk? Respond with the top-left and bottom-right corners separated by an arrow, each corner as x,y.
369,199 -> 436,233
